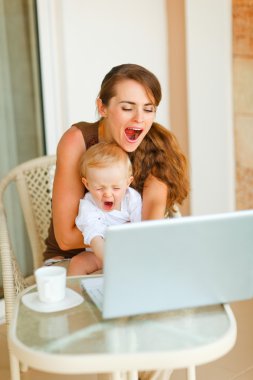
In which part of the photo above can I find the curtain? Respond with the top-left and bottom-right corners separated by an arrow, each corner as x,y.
0,0 -> 45,292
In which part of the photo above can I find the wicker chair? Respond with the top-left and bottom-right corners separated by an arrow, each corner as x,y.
0,155 -> 56,325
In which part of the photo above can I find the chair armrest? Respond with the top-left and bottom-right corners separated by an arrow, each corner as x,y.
0,205 -> 25,325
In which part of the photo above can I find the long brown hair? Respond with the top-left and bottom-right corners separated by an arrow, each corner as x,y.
129,122 -> 189,214
98,64 -> 189,214
99,64 -> 162,106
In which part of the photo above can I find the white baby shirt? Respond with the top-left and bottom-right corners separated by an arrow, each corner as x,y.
75,187 -> 142,245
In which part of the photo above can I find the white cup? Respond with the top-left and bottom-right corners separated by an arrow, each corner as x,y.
35,266 -> 66,303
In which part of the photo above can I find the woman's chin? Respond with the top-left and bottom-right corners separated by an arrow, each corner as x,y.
120,139 -> 142,152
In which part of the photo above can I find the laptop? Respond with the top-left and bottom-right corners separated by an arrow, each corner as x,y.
81,209 -> 253,319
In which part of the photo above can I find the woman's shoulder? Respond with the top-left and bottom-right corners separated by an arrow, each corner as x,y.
72,121 -> 100,149
56,125 -> 85,156
57,121 -> 100,155
72,120 -> 99,132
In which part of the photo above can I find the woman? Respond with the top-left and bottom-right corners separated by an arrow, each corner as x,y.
44,63 -> 189,272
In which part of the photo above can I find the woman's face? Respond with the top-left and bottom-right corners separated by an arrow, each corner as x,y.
98,79 -> 156,152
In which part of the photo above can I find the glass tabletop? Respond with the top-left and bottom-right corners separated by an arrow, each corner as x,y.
14,276 -> 235,357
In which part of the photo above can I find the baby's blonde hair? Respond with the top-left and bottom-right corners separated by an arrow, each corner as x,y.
80,142 -> 133,178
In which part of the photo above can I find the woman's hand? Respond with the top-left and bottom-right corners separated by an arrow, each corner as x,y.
142,174 -> 168,220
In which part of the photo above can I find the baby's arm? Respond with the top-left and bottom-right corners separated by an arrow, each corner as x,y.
90,236 -> 104,263
76,196 -> 106,262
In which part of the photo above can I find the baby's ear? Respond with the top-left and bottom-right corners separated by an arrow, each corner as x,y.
128,176 -> 134,186
82,177 -> 89,190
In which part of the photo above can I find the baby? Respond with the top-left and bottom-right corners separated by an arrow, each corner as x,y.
68,142 -> 142,275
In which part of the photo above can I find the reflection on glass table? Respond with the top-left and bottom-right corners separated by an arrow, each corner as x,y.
8,275 -> 237,380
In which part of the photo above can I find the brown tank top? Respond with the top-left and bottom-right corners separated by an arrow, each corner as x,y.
43,121 -> 99,260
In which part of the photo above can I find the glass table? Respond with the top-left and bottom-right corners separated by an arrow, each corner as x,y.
8,275 -> 237,380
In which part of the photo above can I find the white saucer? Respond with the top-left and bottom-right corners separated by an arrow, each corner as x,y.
22,288 -> 84,313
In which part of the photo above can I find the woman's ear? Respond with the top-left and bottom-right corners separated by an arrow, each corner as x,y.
96,98 -> 108,118
82,177 -> 89,190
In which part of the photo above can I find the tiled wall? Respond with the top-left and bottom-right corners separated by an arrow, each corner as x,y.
233,0 -> 253,209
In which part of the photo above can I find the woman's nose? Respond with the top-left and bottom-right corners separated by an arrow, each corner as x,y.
133,109 -> 144,123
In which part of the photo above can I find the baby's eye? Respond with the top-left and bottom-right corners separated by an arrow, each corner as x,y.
113,187 -> 121,190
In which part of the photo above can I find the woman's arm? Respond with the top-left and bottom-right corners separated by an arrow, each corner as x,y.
52,127 -> 87,250
142,174 -> 168,220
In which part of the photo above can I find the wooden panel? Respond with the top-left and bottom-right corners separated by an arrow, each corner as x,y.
233,0 -> 253,57
166,0 -> 190,216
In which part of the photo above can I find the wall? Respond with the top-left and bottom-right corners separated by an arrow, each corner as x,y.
233,0 -> 253,209
184,0 -> 235,215
36,0 -> 170,154
37,0 -> 235,216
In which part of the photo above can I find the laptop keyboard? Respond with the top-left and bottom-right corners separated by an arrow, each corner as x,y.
81,277 -> 104,311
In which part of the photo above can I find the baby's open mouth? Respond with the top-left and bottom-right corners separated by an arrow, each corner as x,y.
103,201 -> 114,211
104,201 -> 113,207
125,128 -> 143,142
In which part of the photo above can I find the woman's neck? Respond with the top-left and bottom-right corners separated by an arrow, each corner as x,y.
98,119 -> 113,142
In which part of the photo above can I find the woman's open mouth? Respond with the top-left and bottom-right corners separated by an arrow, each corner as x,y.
125,127 -> 143,142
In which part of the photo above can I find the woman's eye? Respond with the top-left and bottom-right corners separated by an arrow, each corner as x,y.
122,107 -> 132,111
144,108 -> 154,113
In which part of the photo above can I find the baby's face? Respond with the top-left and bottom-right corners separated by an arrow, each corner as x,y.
83,163 -> 133,212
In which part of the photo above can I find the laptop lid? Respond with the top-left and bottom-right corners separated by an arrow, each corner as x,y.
103,210 -> 253,319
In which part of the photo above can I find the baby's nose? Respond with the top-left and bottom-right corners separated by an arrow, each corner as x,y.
103,190 -> 112,197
